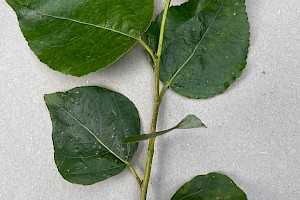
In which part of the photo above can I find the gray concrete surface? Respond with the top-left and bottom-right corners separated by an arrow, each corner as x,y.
0,0 -> 300,199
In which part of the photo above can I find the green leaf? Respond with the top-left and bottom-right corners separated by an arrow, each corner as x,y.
44,86 -> 140,185
172,172 -> 247,200
124,115 -> 206,143
176,114 -> 207,129
6,0 -> 154,76
148,0 -> 250,99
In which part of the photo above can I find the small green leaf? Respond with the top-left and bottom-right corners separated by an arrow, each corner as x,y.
148,0 -> 250,99
6,0 -> 154,76
44,86 -> 140,185
124,115 -> 206,143
172,172 -> 247,200
177,114 -> 207,129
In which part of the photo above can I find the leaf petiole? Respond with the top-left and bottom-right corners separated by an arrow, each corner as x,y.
125,161 -> 143,188
138,39 -> 156,62
159,83 -> 169,102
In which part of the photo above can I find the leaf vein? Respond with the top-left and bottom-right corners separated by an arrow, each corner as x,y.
45,96 -> 127,164
165,0 -> 225,88
69,164 -> 125,175
75,40 -> 133,68
59,152 -> 110,159
60,31 -> 112,62
9,2 -> 139,40
32,21 -> 73,40
50,27 -> 98,49
178,183 -> 220,200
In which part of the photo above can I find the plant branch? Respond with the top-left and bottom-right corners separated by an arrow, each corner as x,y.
140,59 -> 160,200
141,0 -> 172,199
156,0 -> 171,62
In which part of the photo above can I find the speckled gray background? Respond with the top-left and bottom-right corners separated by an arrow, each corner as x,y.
1,0 -> 300,199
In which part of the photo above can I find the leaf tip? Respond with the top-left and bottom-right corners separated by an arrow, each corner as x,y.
43,93 -> 50,102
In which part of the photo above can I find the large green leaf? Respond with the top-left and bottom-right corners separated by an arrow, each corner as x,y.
148,0 -> 250,99
44,86 -> 140,185
124,115 -> 206,143
172,172 -> 247,200
6,0 -> 154,76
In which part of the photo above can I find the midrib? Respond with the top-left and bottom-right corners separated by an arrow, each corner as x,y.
11,2 -> 139,40
40,13 -> 139,40
165,1 -> 225,87
45,96 -> 127,164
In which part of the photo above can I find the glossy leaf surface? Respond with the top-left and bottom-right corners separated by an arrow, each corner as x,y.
148,0 -> 250,98
44,86 -> 140,185
124,115 -> 206,143
172,172 -> 247,200
6,0 -> 154,76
